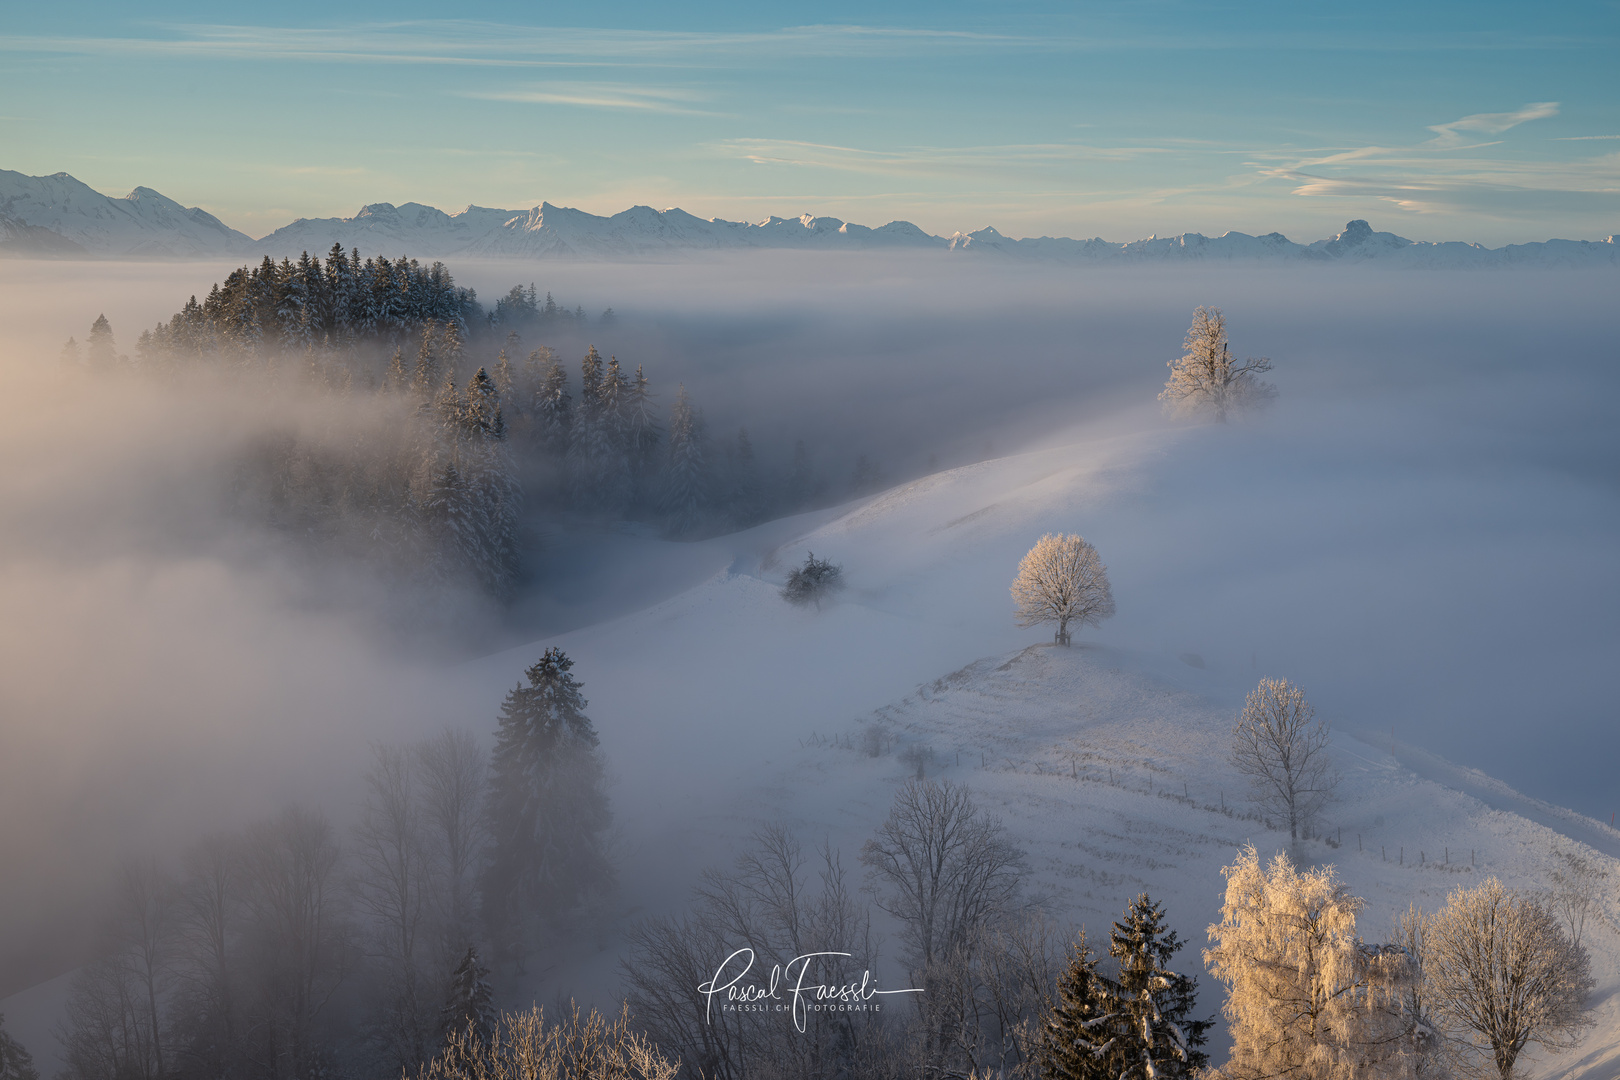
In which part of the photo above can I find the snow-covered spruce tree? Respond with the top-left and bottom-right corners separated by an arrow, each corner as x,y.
1159,307 -> 1275,423
0,1013 -> 39,1080
624,364 -> 662,507
567,346 -> 629,511
441,946 -> 496,1047
1423,878 -> 1593,1080
781,551 -> 844,608
530,348 -> 571,460
1079,895 -> 1212,1080
1011,533 -> 1115,646
1038,934 -> 1107,1080
1204,845 -> 1424,1080
1230,678 -> 1337,841
660,384 -> 711,537
481,649 -> 613,971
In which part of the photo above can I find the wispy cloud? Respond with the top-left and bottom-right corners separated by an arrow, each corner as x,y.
1427,102 -> 1559,147
1555,134 -> 1620,140
717,138 -> 1172,178
463,82 -> 717,115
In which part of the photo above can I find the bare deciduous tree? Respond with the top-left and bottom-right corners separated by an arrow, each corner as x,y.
1159,307 -> 1276,423
353,743 -> 433,1073
624,824 -> 889,1080
1230,678 -> 1337,841
860,779 -> 1027,974
1544,847 -> 1607,949
415,728 -> 486,956
1423,878 -> 1594,1080
1010,533 -> 1115,647
1204,846 -> 1425,1080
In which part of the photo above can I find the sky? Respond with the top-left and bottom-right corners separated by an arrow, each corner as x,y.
2,1 -> 1617,245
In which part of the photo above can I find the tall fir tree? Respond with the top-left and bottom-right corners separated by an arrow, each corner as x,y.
481,649 -> 612,969
660,385 -> 710,537
441,947 -> 496,1047
1039,896 -> 1210,1080
1039,934 -> 1108,1080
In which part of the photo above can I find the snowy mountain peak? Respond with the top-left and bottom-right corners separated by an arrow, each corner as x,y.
1,170 -> 1616,267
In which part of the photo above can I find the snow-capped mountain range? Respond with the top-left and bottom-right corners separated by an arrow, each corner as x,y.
3,168 -> 1616,267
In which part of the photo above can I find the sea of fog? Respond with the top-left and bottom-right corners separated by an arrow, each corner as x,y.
0,252 -> 1615,1007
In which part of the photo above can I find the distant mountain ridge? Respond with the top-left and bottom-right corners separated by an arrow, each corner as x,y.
2,168 -> 1615,267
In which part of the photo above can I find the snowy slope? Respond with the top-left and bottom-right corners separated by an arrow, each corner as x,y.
443,425 -> 1620,1074
0,170 -> 252,257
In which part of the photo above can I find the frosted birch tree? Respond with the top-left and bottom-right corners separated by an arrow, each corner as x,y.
1204,846 -> 1424,1080
1011,533 -> 1115,646
1160,307 -> 1275,422
1230,678 -> 1337,840
1423,878 -> 1593,1080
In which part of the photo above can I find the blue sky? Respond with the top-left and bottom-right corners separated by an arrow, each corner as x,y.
2,1 -> 1616,244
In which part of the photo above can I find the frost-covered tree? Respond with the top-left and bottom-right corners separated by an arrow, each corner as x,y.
1204,846 -> 1423,1080
1423,878 -> 1593,1080
1230,678 -> 1336,841
1160,307 -> 1275,422
530,348 -> 571,459
481,649 -> 613,969
0,1014 -> 38,1080
1010,533 -> 1115,646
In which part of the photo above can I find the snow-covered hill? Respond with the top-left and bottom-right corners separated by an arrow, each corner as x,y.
2,169 -> 1615,266
0,170 -> 253,257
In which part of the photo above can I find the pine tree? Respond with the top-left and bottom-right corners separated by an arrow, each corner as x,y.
481,649 -> 613,968
86,314 -> 118,371
532,349 -> 571,459
59,336 -> 80,368
441,947 -> 496,1047
624,364 -> 662,507
0,1013 -> 39,1080
1038,934 -> 1108,1080
415,320 -> 441,395
1099,895 -> 1211,1080
660,385 -> 711,537
726,427 -> 764,527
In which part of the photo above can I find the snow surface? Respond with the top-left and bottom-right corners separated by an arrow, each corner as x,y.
0,171 -> 253,258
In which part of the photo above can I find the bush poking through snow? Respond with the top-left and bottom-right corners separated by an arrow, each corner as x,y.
782,551 -> 844,608
419,1004 -> 680,1080
1010,533 -> 1115,646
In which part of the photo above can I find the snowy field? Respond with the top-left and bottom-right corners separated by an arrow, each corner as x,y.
2,257 -> 1618,1076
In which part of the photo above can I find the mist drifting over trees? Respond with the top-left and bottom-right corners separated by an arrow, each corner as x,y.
1,252 -> 1618,1080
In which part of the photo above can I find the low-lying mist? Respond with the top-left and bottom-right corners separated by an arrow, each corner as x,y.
1,252 -> 1615,1010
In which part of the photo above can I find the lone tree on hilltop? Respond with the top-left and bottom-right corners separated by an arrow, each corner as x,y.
1230,677 -> 1336,841
1011,533 -> 1114,646
1424,878 -> 1594,1080
1160,307 -> 1275,422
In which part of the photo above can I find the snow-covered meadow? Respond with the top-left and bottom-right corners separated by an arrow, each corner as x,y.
1,254 -> 1617,1076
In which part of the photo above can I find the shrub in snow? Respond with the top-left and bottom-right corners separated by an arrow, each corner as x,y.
781,551 -> 844,608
